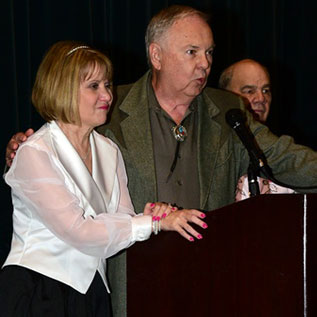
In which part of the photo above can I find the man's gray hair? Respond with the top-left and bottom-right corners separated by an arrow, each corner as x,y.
145,5 -> 209,67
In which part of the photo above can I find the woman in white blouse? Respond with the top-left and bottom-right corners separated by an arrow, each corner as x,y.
0,41 -> 207,316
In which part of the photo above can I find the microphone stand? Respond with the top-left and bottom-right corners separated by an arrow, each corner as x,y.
247,163 -> 260,197
226,108 -> 317,191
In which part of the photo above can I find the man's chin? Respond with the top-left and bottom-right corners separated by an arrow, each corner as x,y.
182,83 -> 206,99
189,84 -> 205,96
185,90 -> 202,99
252,112 -> 261,121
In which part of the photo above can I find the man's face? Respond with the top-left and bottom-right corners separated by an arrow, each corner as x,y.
157,15 -> 215,99
228,61 -> 272,122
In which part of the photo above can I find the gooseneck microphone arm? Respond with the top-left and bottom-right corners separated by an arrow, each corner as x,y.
225,108 -> 317,191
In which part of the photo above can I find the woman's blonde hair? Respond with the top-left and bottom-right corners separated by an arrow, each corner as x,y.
32,41 -> 113,124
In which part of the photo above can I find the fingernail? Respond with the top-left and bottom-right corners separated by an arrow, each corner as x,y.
152,216 -> 156,221
202,223 -> 208,229
172,207 -> 176,211
162,213 -> 167,218
197,234 -> 203,239
150,203 -> 155,208
200,213 -> 206,218
156,216 -> 161,221
189,237 -> 194,242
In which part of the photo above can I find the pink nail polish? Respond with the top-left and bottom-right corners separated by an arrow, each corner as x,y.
150,203 -> 155,208
152,216 -> 156,221
203,223 -> 208,228
156,216 -> 161,221
197,234 -> 203,239
172,207 -> 176,211
189,237 -> 194,242
162,213 -> 167,218
200,213 -> 206,218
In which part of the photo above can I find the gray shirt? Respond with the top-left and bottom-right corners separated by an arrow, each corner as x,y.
147,79 -> 200,209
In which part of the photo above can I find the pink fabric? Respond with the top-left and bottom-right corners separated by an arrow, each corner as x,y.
235,174 -> 295,201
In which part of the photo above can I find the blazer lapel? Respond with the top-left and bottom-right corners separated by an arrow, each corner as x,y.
49,121 -> 107,215
197,93 -> 222,210
117,73 -> 157,201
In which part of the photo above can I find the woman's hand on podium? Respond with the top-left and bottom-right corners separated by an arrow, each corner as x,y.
161,209 -> 208,242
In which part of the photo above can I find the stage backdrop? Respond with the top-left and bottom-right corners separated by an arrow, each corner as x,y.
1,0 -> 317,264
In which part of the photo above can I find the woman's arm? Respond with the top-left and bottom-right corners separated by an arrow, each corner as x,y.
6,143 -> 149,259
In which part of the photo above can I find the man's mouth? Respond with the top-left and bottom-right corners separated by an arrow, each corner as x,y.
196,77 -> 205,85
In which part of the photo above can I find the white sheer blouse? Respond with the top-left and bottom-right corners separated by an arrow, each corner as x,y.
3,121 -> 151,292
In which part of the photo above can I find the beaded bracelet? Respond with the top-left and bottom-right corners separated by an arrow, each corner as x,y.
152,218 -> 161,235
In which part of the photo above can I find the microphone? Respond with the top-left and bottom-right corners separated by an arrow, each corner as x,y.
226,108 -> 317,191
225,108 -> 270,176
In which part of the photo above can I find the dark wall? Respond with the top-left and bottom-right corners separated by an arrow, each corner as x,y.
1,0 -> 317,264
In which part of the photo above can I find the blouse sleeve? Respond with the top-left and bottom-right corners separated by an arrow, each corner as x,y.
5,143 -> 152,259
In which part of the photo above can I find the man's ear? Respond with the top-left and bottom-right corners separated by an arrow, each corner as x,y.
149,43 -> 162,70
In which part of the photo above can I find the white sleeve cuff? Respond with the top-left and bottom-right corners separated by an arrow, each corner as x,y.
131,214 -> 152,241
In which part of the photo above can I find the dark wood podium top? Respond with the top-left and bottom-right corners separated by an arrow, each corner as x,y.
127,194 -> 317,317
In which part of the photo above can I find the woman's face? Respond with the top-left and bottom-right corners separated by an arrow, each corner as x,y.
78,66 -> 113,129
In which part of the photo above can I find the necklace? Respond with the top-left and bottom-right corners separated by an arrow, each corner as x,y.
166,124 -> 187,183
81,145 -> 91,161
171,124 -> 187,142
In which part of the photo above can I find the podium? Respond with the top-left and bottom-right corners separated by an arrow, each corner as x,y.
126,194 -> 317,316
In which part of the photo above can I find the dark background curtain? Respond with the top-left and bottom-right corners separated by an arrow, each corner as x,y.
1,0 -> 317,265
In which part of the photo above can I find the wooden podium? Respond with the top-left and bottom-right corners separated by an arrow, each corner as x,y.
126,194 -> 317,317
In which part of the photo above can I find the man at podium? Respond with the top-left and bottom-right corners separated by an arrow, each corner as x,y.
5,5 -> 317,317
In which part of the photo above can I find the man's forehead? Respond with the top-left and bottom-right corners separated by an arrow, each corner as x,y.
234,63 -> 269,79
239,82 -> 271,90
167,16 -> 214,45
173,13 -> 207,23
171,14 -> 212,32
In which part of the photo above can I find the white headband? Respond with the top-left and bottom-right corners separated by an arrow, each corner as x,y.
66,45 -> 89,56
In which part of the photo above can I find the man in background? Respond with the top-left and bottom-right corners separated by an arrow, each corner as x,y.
219,58 -> 294,199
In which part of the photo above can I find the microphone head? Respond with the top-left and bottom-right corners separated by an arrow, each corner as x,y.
225,108 -> 246,128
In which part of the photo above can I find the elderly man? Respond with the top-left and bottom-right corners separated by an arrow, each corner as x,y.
219,59 -> 294,199
6,5 -> 317,317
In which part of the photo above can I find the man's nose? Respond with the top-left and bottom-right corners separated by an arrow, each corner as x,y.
254,90 -> 266,103
198,54 -> 211,70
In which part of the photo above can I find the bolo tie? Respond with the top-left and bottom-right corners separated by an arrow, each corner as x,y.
166,124 -> 188,183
